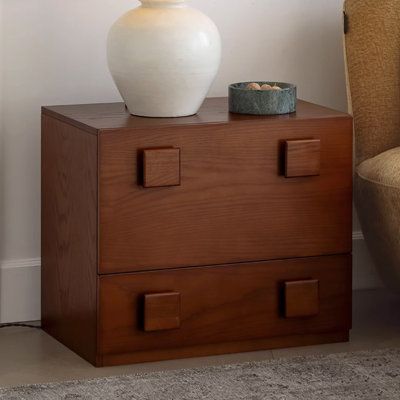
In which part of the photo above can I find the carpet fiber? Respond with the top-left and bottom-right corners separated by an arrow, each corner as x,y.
0,349 -> 399,399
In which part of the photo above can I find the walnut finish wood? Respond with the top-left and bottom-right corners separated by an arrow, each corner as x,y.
144,292 -> 181,332
42,98 -> 350,134
99,118 -> 352,274
285,279 -> 320,318
143,148 -> 181,188
98,255 -> 351,364
101,330 -> 349,367
41,98 -> 353,368
285,139 -> 321,178
41,115 -> 98,365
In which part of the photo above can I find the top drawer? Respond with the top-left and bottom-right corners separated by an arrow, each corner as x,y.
99,118 -> 352,274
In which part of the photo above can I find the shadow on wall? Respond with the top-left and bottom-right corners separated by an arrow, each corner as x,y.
207,0 -> 348,111
0,0 -> 123,277
0,129 -> 4,323
0,0 -> 3,321
353,236 -> 383,290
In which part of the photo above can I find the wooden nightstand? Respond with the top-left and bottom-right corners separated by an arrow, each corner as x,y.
41,98 -> 353,367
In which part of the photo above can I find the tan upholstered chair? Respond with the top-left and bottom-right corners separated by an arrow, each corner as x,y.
344,0 -> 400,290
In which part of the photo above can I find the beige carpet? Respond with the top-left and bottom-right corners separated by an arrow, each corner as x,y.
0,348 -> 399,399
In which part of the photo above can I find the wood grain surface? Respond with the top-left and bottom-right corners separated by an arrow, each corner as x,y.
98,255 -> 352,365
284,279 -> 320,318
41,115 -> 98,365
99,117 -> 353,274
101,331 -> 349,367
144,292 -> 181,332
285,139 -> 321,178
143,148 -> 181,188
41,98 -> 353,367
42,98 -> 350,134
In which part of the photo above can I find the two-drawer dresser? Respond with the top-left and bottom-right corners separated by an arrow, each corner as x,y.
41,97 -> 353,367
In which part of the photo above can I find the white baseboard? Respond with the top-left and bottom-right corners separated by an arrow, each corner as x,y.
0,258 -> 41,324
352,231 -> 364,241
0,232 -> 383,323
352,231 -> 384,290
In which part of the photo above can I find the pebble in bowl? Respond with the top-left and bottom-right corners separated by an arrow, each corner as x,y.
229,82 -> 297,115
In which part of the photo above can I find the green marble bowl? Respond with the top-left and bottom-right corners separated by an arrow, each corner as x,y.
229,82 -> 297,115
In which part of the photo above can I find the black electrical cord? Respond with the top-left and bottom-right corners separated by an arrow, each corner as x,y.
0,323 -> 41,329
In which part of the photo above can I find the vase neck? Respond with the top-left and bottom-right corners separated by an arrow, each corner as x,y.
140,0 -> 186,8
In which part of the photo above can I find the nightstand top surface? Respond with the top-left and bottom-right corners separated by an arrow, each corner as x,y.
42,97 -> 350,134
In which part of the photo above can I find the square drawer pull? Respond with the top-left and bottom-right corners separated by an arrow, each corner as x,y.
285,139 -> 321,178
144,292 -> 181,332
143,148 -> 181,188
284,279 -> 319,318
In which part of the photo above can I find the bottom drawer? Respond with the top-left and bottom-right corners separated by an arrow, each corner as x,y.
98,255 -> 351,366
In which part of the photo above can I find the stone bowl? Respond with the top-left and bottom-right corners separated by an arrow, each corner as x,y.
229,82 -> 297,115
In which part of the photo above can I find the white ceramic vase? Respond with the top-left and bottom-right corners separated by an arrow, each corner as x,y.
107,0 -> 221,117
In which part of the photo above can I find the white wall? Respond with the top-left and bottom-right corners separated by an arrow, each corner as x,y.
0,0 -> 380,322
